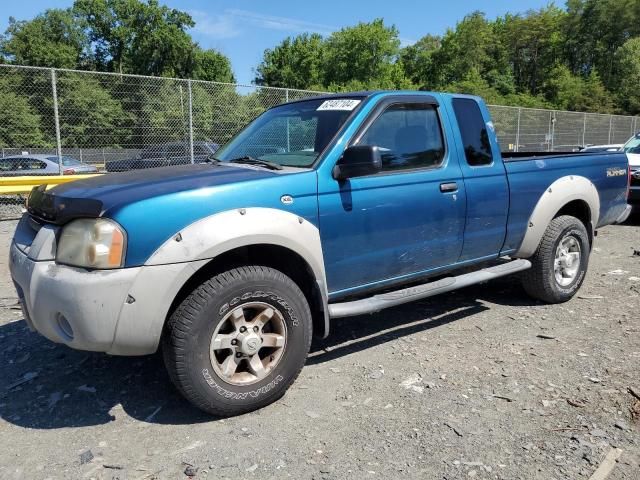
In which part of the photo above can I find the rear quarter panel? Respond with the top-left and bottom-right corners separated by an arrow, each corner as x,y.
502,152 -> 629,253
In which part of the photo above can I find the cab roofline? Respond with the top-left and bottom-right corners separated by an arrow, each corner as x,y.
279,90 -> 444,107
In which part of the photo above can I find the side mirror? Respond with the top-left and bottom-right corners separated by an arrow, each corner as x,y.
332,145 -> 382,181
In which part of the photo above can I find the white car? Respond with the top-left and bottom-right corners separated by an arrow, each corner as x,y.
622,133 -> 640,205
580,144 -> 623,153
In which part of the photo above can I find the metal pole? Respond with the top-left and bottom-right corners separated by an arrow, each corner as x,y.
608,115 -> 613,144
285,89 -> 290,153
188,80 -> 194,164
582,113 -> 587,147
550,111 -> 556,152
51,69 -> 63,175
515,108 -> 521,152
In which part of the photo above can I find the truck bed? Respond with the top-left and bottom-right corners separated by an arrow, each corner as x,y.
500,150 -> 629,254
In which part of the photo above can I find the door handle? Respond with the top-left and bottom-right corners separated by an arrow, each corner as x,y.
440,182 -> 458,193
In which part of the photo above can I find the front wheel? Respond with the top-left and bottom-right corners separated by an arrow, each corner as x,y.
521,215 -> 590,303
162,266 -> 312,416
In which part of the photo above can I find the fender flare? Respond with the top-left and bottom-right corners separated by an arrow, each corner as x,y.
111,208 -> 329,353
145,207 -> 326,280
514,175 -> 600,258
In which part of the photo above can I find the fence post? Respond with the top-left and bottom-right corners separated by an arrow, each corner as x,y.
51,69 -> 63,175
285,89 -> 290,152
582,113 -> 587,147
187,80 -> 194,164
549,111 -> 556,152
608,115 -> 613,144
515,108 -> 521,152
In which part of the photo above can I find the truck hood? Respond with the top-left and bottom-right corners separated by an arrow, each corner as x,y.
27,163 -> 276,224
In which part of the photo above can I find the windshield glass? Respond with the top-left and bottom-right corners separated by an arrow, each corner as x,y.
214,97 -> 363,167
623,135 -> 640,154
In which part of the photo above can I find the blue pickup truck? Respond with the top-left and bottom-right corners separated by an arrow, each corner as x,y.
9,91 -> 631,416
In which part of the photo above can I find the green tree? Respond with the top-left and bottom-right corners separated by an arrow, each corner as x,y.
399,34 -> 441,88
255,33 -> 324,89
0,77 -> 48,147
1,1 -> 237,82
564,0 -> 640,88
73,0 -> 195,76
189,48 -> 235,83
614,37 -> 640,114
56,73 -> 132,147
498,6 -> 565,95
431,12 -> 496,86
0,10 -> 89,69
322,19 -> 409,89
543,65 -> 614,113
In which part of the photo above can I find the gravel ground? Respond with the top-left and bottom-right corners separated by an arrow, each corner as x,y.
0,215 -> 638,480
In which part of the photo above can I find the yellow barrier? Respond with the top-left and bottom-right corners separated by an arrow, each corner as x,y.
0,174 -> 102,195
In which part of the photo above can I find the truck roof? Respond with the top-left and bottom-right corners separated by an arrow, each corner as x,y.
282,90 -> 446,106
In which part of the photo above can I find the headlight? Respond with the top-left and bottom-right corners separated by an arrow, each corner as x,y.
56,218 -> 126,269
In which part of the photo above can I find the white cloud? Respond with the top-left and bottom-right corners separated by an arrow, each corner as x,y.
189,10 -> 241,39
190,8 -> 415,46
225,9 -> 336,35
190,8 -> 337,39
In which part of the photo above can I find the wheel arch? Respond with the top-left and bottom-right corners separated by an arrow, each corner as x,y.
514,175 -> 600,258
165,243 -> 329,341
115,208 -> 331,354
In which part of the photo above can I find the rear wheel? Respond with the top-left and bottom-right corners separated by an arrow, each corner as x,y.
162,266 -> 312,416
522,215 -> 590,303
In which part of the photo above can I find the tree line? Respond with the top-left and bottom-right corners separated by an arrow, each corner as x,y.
0,0 -> 639,149
255,1 -> 640,115
1,0 -> 235,82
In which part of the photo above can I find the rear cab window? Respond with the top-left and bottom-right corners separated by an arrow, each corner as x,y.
452,98 -> 494,166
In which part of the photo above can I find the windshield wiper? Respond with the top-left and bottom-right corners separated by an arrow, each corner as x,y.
227,156 -> 283,170
204,155 -> 221,165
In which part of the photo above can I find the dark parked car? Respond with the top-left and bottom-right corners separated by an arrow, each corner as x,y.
105,141 -> 219,172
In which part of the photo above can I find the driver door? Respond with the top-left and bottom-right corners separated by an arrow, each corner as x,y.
318,97 -> 466,298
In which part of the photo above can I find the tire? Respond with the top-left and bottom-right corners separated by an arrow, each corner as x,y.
162,266 -> 312,416
521,215 -> 590,303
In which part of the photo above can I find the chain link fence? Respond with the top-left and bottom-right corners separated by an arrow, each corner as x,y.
0,63 -> 638,219
490,105 -> 639,152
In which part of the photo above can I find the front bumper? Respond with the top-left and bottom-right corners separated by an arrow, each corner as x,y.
9,240 -> 206,355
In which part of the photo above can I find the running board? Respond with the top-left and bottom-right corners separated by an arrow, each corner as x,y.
328,259 -> 532,318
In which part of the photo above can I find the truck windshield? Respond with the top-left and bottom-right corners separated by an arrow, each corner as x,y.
214,97 -> 364,167
623,134 -> 640,154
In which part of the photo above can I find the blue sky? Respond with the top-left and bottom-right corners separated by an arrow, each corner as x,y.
2,0 -> 556,84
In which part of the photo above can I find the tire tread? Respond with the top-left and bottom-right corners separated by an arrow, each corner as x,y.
162,265 -> 312,416
521,215 -> 589,303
